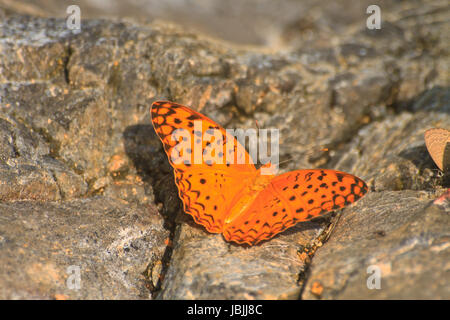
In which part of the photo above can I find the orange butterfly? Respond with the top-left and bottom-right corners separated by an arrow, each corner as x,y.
151,101 -> 368,245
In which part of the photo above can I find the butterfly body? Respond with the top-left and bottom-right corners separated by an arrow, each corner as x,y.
225,167 -> 274,225
151,101 -> 368,245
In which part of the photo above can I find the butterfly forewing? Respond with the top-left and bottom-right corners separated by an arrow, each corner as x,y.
151,101 -> 257,232
151,101 -> 256,172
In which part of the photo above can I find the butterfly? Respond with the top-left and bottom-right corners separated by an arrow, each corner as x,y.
150,101 -> 368,245
424,128 -> 450,172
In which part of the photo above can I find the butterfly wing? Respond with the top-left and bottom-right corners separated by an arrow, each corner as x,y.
223,169 -> 368,245
151,101 -> 255,172
151,101 -> 257,233
424,128 -> 450,171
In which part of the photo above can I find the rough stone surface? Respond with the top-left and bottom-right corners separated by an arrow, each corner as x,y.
0,0 -> 448,299
302,190 -> 450,299
157,212 -> 327,300
0,198 -> 168,299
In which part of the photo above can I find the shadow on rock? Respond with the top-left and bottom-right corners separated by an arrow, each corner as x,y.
123,124 -> 180,223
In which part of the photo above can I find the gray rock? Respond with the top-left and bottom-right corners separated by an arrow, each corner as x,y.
157,211 -> 326,299
301,190 -> 450,299
0,198 -> 168,299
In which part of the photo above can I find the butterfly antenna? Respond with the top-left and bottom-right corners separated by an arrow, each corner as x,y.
276,157 -> 294,166
254,119 -> 260,130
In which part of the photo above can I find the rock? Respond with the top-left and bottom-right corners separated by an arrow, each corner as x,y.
0,198 -> 168,299
302,190 -> 450,299
333,100 -> 450,191
157,212 -> 327,299
0,114 -> 87,201
0,0 -> 448,300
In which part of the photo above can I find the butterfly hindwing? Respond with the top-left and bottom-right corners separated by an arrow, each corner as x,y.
223,169 -> 368,245
174,169 -> 255,233
270,169 -> 368,216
